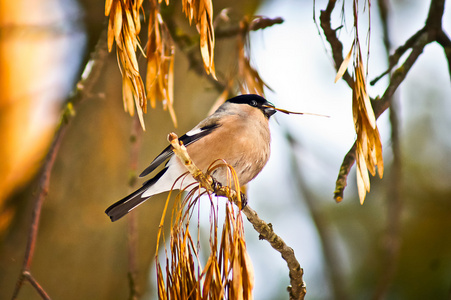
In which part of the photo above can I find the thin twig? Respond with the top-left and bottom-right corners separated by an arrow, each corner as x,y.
319,0 -> 354,89
215,16 -> 284,38
435,30 -> 451,80
168,133 -> 306,300
11,30 -> 109,300
23,271 -> 51,300
127,116 -> 143,300
369,28 -> 426,86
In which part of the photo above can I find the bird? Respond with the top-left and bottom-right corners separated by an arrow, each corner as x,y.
105,94 -> 277,222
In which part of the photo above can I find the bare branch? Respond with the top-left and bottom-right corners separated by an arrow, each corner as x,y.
215,16 -> 284,38
369,28 -> 426,86
329,0 -> 449,202
371,0 -> 448,85
23,272 -> 51,300
127,116 -> 143,300
319,0 -> 354,89
168,133 -> 306,300
436,30 -> 451,81
333,143 -> 357,202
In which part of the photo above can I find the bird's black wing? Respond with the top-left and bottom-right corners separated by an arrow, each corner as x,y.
139,123 -> 221,177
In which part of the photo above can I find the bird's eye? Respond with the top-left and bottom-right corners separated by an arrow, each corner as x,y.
250,100 -> 258,107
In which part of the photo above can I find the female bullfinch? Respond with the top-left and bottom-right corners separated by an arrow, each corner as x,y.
105,94 -> 277,221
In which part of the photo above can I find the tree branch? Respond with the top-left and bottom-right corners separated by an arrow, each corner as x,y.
127,116 -> 143,300
11,30 -> 109,300
326,0 -> 449,202
436,30 -> 451,81
319,0 -> 354,89
215,16 -> 284,38
168,133 -> 306,300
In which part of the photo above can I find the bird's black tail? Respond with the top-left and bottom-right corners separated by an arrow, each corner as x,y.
105,185 -> 149,222
105,167 -> 167,222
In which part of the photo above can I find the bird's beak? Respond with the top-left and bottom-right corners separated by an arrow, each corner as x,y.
263,104 -> 329,118
262,103 -> 277,118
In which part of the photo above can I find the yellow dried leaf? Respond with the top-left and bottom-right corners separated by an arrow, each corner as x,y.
146,56 -> 159,93
124,8 -> 136,39
133,2 -> 141,34
122,76 -> 135,114
355,62 -> 376,129
356,162 -> 366,204
107,10 -> 115,52
335,44 -> 354,83
239,239 -> 254,297
124,36 -> 139,71
105,0 -> 113,16
199,13 -> 211,67
144,6 -> 177,127
349,39 -> 384,202
113,1 -> 122,44
182,0 -> 216,78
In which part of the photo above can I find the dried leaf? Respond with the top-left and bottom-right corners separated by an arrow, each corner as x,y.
155,165 -> 254,299
122,76 -> 135,114
355,59 -> 376,128
105,0 -> 113,16
113,1 -> 122,44
335,44 -> 354,83
182,0 -> 216,77
145,3 -> 177,127
105,0 -> 149,129
351,40 -> 383,203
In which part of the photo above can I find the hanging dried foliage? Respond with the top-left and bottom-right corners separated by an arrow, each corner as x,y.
107,0 -> 217,130
335,0 -> 383,204
106,0 -> 147,128
352,47 -> 383,203
182,0 -> 216,78
146,0 -> 177,127
155,162 -> 254,299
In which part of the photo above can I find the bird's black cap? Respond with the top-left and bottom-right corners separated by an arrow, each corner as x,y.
227,94 -> 276,118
